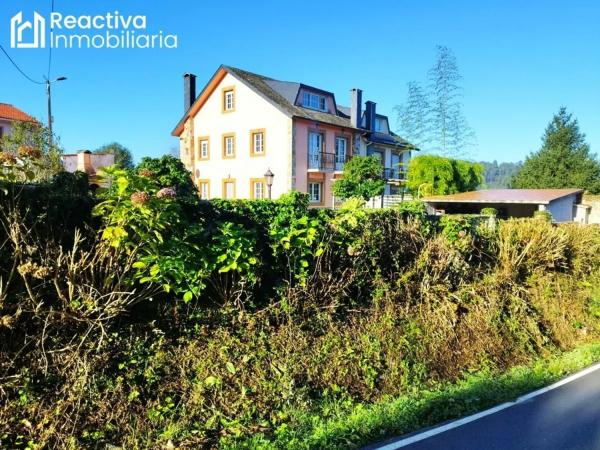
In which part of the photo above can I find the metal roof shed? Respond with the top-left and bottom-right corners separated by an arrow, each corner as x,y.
424,189 -> 585,222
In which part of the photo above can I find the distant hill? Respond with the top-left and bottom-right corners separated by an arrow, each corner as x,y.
479,160 -> 522,189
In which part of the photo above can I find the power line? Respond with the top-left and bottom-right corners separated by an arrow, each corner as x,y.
0,43 -> 45,85
47,0 -> 55,79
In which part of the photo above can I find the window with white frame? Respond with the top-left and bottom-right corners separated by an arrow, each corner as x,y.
224,135 -> 235,157
302,92 -> 327,111
252,131 -> 264,155
199,181 -> 210,199
224,89 -> 235,111
335,137 -> 347,171
199,139 -> 209,159
253,180 -> 265,199
308,182 -> 322,203
308,132 -> 323,169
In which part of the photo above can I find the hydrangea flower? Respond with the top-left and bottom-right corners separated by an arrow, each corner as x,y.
130,191 -> 151,205
138,169 -> 154,178
0,152 -> 17,165
18,146 -> 42,159
156,187 -> 177,200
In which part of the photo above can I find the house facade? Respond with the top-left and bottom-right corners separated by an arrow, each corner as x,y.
172,66 -> 413,207
0,103 -> 37,141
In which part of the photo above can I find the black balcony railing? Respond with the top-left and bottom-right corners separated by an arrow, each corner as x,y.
308,152 -> 350,171
383,167 -> 407,180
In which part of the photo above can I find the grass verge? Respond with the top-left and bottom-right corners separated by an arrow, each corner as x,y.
223,342 -> 600,449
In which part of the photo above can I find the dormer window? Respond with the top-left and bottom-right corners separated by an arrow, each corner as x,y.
375,117 -> 388,133
302,92 -> 326,111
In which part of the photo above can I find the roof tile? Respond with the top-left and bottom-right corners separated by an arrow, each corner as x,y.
0,103 -> 36,123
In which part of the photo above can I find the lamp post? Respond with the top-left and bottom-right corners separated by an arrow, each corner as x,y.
46,76 -> 67,149
264,168 -> 274,199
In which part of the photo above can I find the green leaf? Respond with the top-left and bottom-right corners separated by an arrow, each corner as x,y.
226,362 -> 236,374
204,376 -> 220,387
183,291 -> 193,302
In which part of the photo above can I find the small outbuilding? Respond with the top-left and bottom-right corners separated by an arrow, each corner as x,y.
424,189 -> 587,223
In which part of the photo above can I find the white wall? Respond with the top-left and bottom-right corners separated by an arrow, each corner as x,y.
0,119 -> 12,140
547,194 -> 577,222
189,72 -> 292,199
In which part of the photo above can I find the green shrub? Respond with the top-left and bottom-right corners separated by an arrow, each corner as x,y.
481,207 -> 498,216
3,172 -> 600,449
534,210 -> 553,222
397,200 -> 427,218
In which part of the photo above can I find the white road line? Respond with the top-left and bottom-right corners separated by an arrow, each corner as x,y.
374,361 -> 600,450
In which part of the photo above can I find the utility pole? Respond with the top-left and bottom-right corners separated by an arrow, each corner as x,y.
45,76 -> 67,149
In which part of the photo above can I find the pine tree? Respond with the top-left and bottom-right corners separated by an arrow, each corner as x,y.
395,46 -> 475,157
395,81 -> 429,149
427,46 -> 475,157
512,107 -> 600,193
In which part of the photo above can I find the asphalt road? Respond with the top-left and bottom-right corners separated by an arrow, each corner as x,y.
368,365 -> 600,450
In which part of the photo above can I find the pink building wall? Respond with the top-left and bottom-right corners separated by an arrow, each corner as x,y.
293,118 -> 354,207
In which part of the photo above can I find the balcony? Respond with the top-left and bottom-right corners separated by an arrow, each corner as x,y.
308,151 -> 350,172
383,167 -> 407,181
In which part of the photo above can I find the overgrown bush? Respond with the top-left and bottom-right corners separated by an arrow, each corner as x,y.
2,159 -> 600,449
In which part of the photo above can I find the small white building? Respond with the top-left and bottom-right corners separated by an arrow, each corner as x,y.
60,151 -> 115,187
424,189 -> 588,223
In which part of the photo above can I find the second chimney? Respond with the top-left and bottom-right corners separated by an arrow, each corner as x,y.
365,101 -> 377,131
76,150 -> 94,175
183,73 -> 197,112
350,88 -> 362,128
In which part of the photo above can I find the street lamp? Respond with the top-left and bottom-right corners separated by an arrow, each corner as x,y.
46,76 -> 67,149
264,168 -> 274,199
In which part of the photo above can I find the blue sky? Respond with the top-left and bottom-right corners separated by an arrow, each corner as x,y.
1,0 -> 598,163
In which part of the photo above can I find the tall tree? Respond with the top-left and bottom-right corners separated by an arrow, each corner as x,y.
427,46 -> 475,157
479,160 -> 522,188
407,155 -> 483,197
395,81 -> 430,149
512,107 -> 600,193
94,142 -> 134,169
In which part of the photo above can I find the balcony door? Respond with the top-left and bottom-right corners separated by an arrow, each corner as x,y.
391,153 -> 401,179
308,132 -> 323,170
335,137 -> 347,171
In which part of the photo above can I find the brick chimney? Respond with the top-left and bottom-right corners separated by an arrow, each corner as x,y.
350,88 -> 362,128
183,73 -> 197,112
76,150 -> 94,175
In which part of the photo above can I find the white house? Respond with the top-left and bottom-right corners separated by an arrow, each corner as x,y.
172,65 -> 415,207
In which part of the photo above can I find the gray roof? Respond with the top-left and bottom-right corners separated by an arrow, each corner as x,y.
336,105 -> 352,117
225,66 -> 359,129
173,64 -> 414,148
